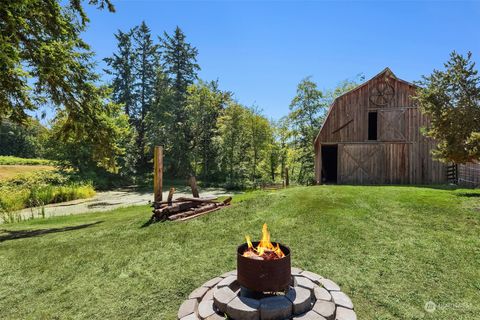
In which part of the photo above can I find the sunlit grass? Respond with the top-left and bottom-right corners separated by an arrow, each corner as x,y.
0,165 -> 55,181
0,156 -> 55,165
0,185 -> 479,319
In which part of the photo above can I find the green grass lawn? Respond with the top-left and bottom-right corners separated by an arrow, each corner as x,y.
0,156 -> 55,166
0,164 -> 55,181
0,186 -> 479,319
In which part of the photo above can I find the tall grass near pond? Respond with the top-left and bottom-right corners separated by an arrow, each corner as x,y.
0,171 -> 95,223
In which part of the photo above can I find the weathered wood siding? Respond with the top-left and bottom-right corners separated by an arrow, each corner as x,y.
314,68 -> 446,185
338,144 -> 384,184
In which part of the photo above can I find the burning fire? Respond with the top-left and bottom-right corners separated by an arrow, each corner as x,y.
243,223 -> 285,260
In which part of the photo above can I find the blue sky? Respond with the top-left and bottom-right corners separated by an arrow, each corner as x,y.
82,0 -> 480,120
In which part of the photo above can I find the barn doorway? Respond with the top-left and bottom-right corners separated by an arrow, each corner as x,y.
321,145 -> 338,183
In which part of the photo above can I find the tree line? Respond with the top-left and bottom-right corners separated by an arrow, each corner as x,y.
1,0 -> 479,190
101,22 -> 365,187
0,0 -> 352,189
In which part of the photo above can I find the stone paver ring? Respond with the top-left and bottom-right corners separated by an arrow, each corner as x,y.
178,268 -> 357,320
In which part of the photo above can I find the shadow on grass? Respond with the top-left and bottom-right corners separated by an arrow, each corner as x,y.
321,184 -> 464,191
456,192 -> 480,198
141,219 -> 154,228
0,221 -> 103,243
55,201 -> 91,207
87,202 -> 122,208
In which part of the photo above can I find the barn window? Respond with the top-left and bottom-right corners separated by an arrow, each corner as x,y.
368,111 -> 378,140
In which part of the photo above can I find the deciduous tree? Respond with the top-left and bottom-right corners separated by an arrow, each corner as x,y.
0,119 -> 48,158
288,77 -> 326,184
216,102 -> 250,187
46,87 -> 130,174
416,51 -> 480,163
186,81 -> 231,180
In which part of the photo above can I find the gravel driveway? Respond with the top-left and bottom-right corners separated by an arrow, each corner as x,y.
16,186 -> 232,221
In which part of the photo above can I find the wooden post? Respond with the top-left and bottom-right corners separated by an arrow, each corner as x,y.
154,146 -> 163,203
285,166 -> 289,187
167,187 -> 175,206
189,175 -> 200,198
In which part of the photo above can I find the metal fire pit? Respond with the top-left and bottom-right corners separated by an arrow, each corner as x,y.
237,241 -> 291,292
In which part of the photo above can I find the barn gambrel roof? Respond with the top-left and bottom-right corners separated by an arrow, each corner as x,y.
313,67 -> 417,145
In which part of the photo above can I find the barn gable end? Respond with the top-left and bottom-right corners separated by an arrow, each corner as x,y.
314,68 -> 446,185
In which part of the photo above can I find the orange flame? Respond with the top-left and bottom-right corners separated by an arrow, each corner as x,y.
243,223 -> 285,260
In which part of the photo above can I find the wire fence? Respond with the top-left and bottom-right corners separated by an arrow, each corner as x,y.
458,162 -> 480,187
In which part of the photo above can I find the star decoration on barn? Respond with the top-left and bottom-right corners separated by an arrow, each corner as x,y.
369,81 -> 395,106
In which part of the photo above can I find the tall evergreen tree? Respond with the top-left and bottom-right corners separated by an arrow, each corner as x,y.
161,27 -> 200,101
160,26 -> 200,176
145,68 -> 173,172
106,22 -> 160,173
104,30 -> 137,119
132,22 -> 160,170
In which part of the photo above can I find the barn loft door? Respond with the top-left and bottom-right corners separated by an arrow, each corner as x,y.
378,109 -> 406,141
339,144 -> 384,184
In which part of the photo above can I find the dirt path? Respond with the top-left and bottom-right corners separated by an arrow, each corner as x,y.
17,186 -> 232,221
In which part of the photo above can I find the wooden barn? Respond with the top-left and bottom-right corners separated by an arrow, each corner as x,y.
314,68 -> 447,185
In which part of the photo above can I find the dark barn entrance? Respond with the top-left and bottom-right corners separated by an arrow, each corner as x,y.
321,145 -> 338,183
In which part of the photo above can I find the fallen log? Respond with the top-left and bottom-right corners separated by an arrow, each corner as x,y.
150,194 -> 232,223
167,203 -> 218,220
177,207 -> 223,221
176,196 -> 218,203
153,195 -> 217,208
153,199 -> 185,208
167,197 -> 232,221
154,201 -> 199,214
151,201 -> 199,221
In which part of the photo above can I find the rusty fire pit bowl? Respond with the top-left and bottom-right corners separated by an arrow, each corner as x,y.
237,241 -> 291,292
